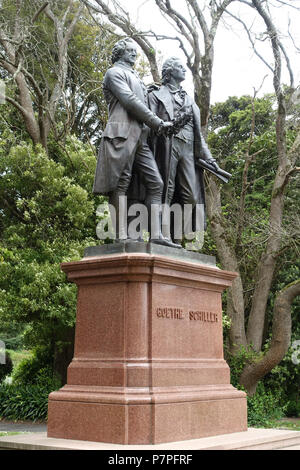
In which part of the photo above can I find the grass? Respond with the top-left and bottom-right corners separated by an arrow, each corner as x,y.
0,432 -> 23,437
261,418 -> 300,431
3,349 -> 33,385
273,419 -> 300,431
7,349 -> 33,369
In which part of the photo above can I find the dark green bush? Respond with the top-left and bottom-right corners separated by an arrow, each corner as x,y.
0,347 -> 61,421
247,382 -> 285,427
285,394 -> 300,418
0,334 -> 24,351
226,347 -> 286,426
0,379 -> 60,421
12,346 -> 54,385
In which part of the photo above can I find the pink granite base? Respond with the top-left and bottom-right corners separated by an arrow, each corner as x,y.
48,386 -> 246,444
47,251 -> 247,444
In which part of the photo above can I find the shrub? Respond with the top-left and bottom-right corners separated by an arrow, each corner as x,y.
226,347 -> 286,426
247,382 -> 285,427
0,334 -> 24,351
12,346 -> 54,385
285,394 -> 300,418
0,347 -> 61,421
0,379 -> 60,421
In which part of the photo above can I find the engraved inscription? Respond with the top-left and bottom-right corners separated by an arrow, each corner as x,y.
156,307 -> 185,320
155,307 -> 218,323
189,311 -> 218,322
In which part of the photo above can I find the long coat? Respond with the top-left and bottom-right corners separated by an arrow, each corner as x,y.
148,85 -> 212,212
93,63 -> 162,195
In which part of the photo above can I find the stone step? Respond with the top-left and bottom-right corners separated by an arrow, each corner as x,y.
188,428 -> 300,450
278,444 -> 300,450
0,428 -> 300,450
221,433 -> 300,450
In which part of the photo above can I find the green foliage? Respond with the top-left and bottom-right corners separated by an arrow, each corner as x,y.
226,346 -> 258,389
226,347 -> 287,426
0,136 -> 100,374
67,19 -> 114,145
209,94 -> 299,354
247,382 -> 285,427
226,331 -> 300,424
0,332 -> 24,351
262,343 -> 300,418
207,96 -> 283,297
226,337 -> 300,425
12,347 -> 56,386
0,379 -> 59,421
0,140 -> 96,238
222,313 -> 232,341
0,1 -> 116,147
0,347 -> 60,421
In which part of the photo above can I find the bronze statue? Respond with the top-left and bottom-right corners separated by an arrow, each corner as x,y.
93,43 -> 230,248
148,57 -> 231,243
93,39 -> 181,248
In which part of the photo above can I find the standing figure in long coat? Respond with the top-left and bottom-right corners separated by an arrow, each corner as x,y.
93,39 -> 178,246
148,57 -> 220,243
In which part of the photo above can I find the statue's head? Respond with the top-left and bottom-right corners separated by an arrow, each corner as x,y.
111,38 -> 137,65
162,57 -> 186,85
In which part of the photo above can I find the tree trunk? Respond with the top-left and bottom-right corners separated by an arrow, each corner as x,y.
246,108 -> 300,351
240,280 -> 300,396
205,177 -> 247,353
0,61 -> 42,145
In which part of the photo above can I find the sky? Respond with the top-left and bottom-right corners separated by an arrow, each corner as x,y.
97,0 -> 300,103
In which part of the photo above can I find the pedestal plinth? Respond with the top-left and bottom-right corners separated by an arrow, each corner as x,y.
47,243 -> 247,444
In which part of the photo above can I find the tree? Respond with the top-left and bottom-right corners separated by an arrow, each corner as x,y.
207,91 -> 300,393
59,14 -> 116,147
240,280 -> 300,395
156,0 -> 300,394
82,0 -> 162,83
0,0 -> 84,148
0,136 -> 99,383
235,0 -> 300,392
82,0 -> 236,129
0,1 -> 119,383
82,0 -> 300,395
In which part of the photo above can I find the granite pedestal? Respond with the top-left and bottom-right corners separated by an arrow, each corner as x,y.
47,243 -> 247,444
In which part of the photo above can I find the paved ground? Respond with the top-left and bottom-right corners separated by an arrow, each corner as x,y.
0,419 -> 47,433
1,428 -> 300,450
0,420 -> 299,449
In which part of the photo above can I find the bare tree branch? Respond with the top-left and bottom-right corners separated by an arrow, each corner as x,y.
224,9 -> 274,73
32,2 -> 49,23
272,0 -> 300,10
0,92 -> 27,115
243,0 -> 299,352
82,0 -> 161,82
0,1 -> 85,147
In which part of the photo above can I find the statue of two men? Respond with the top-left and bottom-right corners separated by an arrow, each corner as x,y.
93,38 -> 227,248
